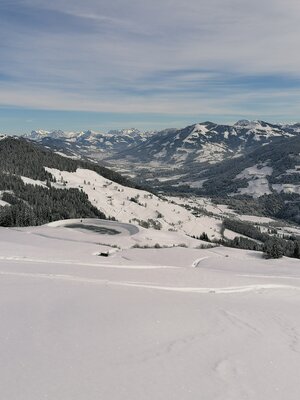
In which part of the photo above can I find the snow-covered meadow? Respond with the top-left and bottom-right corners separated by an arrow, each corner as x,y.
1,219 -> 300,399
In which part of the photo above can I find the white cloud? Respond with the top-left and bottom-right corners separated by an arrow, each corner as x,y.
1,0 -> 300,118
1,80 -> 300,120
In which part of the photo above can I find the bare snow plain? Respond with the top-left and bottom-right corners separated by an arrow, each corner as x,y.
1,219 -> 300,400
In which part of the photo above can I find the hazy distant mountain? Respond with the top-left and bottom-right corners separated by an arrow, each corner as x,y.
25,128 -> 151,160
26,121 -> 299,166
23,122 -> 300,212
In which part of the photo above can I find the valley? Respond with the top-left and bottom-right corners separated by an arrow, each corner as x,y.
2,1 -> 300,398
0,125 -> 299,400
25,120 -> 300,195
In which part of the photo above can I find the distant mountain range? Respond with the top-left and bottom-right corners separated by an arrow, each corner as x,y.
109,120 -> 300,166
25,128 -> 152,160
23,121 -> 300,200
0,134 -> 299,227
25,120 -> 300,166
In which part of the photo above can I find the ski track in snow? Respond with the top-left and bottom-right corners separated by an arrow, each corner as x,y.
0,269 -> 299,295
191,257 -> 209,267
1,224 -> 300,400
238,274 -> 300,281
0,256 -> 177,269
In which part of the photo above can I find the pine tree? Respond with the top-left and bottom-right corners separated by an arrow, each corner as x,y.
263,238 -> 284,259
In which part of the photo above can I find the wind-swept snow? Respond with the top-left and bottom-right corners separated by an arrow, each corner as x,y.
0,222 -> 300,400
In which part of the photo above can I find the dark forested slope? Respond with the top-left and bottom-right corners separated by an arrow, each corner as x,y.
0,137 -> 138,226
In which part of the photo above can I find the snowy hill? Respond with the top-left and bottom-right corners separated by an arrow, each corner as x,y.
0,136 -> 224,238
2,127 -> 300,400
0,135 -> 299,262
1,221 -> 300,399
45,166 -> 222,239
18,122 -> 300,226
0,137 -> 140,226
199,134 -> 300,197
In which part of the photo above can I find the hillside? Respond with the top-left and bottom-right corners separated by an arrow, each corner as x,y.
199,135 -> 300,196
0,137 -> 139,226
191,135 -> 300,225
0,137 -> 224,239
1,135 -> 299,257
0,137 -> 139,187
1,221 -> 300,399
24,121 -> 300,199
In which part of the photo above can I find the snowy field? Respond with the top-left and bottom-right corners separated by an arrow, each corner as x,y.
1,219 -> 300,399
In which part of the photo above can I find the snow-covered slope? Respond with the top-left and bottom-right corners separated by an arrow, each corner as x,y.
232,162 -> 300,197
45,166 -> 222,239
181,134 -> 300,206
23,121 -> 300,194
233,119 -> 294,139
0,222 -> 300,399
234,164 -> 274,198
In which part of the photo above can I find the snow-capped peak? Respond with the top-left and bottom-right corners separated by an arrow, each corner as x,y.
28,130 -> 67,140
191,123 -> 209,135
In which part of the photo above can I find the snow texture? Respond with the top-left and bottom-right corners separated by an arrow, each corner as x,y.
0,221 -> 300,400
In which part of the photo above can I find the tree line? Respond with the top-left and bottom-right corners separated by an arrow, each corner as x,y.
0,172 -> 105,227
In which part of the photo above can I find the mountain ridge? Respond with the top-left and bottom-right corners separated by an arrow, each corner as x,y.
24,120 -> 299,166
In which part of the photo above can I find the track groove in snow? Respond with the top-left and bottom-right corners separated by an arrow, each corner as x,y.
238,274 -> 300,281
0,256 -> 175,270
191,257 -> 209,267
1,224 -> 300,399
0,270 -> 299,294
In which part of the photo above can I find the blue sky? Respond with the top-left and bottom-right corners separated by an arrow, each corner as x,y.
1,0 -> 300,134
